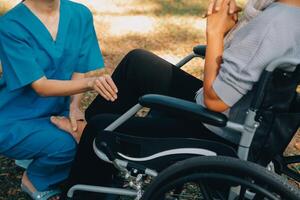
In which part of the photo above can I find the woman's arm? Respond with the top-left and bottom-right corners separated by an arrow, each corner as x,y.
203,0 -> 238,112
203,33 -> 227,112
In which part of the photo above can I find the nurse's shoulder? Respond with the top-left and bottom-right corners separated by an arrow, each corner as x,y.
0,3 -> 26,24
64,0 -> 94,22
0,4 -> 29,41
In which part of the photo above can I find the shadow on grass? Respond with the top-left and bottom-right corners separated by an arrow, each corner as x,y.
96,20 -> 205,70
91,0 -> 209,17
0,1 -> 13,16
0,8 -> 6,16
0,156 -> 29,200
145,0 -> 209,16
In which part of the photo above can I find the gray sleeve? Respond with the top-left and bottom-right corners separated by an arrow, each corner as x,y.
213,23 -> 290,107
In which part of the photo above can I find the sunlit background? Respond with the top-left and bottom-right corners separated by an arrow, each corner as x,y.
0,0 -> 299,199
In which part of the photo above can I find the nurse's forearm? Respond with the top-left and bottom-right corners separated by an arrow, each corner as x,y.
31,76 -> 94,97
71,73 -> 85,104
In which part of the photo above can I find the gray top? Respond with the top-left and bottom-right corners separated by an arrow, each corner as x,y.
196,2 -> 300,144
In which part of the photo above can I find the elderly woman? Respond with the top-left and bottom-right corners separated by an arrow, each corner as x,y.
51,0 -> 300,199
0,0 -> 120,199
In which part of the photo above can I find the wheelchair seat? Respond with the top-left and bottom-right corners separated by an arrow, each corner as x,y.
94,130 -> 237,171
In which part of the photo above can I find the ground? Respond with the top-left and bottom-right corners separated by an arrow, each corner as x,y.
0,0 -> 299,199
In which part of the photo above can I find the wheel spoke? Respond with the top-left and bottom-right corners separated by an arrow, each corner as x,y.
237,186 -> 247,200
198,181 -> 213,200
166,192 -> 202,200
173,185 -> 184,197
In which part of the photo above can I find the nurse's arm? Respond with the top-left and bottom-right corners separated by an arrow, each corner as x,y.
69,72 -> 86,131
31,74 -> 118,100
71,72 -> 85,103
31,76 -> 94,97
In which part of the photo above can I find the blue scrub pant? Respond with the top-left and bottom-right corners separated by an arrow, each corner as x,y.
1,119 -> 77,191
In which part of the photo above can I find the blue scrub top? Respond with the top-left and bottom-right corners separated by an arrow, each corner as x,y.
0,0 -> 104,150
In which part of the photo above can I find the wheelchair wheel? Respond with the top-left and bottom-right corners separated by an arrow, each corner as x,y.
142,156 -> 300,200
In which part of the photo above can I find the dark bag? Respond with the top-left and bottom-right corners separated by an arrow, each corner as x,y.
249,67 -> 300,166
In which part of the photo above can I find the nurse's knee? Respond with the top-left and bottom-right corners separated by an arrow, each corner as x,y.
51,133 -> 77,160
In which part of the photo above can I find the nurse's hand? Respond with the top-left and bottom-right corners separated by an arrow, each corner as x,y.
207,0 -> 238,18
89,75 -> 118,102
69,102 -> 85,131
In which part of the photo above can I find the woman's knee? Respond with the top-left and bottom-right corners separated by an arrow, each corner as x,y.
129,48 -> 172,74
87,114 -> 119,131
81,114 -> 119,142
120,49 -> 157,74
125,49 -> 149,61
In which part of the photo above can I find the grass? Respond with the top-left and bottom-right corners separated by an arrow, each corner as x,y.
0,4 -> 9,16
0,0 -> 299,199
0,0 -> 19,16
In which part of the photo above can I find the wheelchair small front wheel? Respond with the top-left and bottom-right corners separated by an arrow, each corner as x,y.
142,156 -> 300,200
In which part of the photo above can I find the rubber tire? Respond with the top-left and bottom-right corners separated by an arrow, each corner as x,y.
142,156 -> 300,200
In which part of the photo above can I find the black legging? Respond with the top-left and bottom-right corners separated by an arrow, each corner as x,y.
64,49 -> 233,198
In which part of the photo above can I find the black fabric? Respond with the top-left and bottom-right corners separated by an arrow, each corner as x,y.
85,49 -> 202,121
249,67 -> 300,166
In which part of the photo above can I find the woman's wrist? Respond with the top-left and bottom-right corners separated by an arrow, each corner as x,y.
206,30 -> 224,39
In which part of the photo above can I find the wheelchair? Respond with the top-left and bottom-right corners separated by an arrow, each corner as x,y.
67,45 -> 300,200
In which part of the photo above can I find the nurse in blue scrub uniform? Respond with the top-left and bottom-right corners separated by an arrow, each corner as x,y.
0,0 -> 118,199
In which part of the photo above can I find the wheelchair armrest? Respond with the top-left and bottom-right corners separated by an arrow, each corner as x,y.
139,94 -> 227,127
193,45 -> 206,57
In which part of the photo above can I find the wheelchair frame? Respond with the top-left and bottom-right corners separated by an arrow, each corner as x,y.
67,46 -> 300,200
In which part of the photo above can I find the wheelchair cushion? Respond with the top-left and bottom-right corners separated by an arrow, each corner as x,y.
95,130 -> 237,171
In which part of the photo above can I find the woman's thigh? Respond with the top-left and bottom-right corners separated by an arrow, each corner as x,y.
85,49 -> 202,120
112,49 -> 203,99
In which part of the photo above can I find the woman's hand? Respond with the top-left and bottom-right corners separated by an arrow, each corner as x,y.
88,74 -> 118,102
206,0 -> 238,37
207,0 -> 238,15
